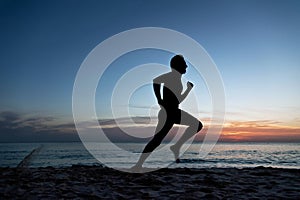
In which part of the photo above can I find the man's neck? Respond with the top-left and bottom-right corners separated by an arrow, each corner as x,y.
171,69 -> 182,77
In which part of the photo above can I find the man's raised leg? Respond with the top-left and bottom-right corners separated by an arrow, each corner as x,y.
170,110 -> 202,162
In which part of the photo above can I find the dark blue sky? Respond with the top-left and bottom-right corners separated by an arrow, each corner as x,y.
0,0 -> 300,142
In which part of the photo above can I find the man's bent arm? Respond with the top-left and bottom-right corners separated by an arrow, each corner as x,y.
178,82 -> 193,103
178,88 -> 192,103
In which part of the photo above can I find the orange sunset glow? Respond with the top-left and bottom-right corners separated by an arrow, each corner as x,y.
211,120 -> 300,142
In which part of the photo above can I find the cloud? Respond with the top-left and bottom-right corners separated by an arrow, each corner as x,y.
0,111 -> 20,122
0,111 -> 79,142
98,117 -> 156,128
1,111 -> 299,143
220,120 -> 300,142
128,104 -> 159,110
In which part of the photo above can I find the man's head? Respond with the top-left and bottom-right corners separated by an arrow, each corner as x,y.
170,55 -> 188,74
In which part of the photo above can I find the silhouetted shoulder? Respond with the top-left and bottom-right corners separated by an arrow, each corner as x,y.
153,72 -> 172,84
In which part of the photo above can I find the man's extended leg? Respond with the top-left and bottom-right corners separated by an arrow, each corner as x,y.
170,110 -> 202,162
132,109 -> 174,170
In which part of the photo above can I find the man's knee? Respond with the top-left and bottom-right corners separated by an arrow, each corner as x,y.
197,121 -> 203,132
189,121 -> 202,133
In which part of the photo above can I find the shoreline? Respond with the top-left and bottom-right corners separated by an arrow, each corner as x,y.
1,165 -> 299,199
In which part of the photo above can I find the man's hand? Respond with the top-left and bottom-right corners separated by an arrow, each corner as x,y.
187,81 -> 194,90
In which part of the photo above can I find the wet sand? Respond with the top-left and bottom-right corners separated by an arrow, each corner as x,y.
1,165 -> 299,199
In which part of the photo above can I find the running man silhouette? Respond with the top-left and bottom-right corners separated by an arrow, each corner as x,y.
132,55 -> 203,170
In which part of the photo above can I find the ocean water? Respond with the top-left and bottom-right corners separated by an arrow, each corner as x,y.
0,142 -> 299,169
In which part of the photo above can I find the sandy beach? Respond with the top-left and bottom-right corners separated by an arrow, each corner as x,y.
0,165 -> 299,199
